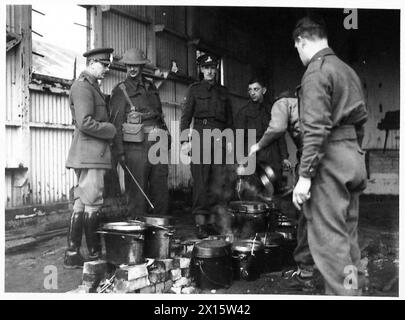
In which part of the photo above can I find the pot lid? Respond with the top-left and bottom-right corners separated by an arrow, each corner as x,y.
101,221 -> 146,233
193,239 -> 231,258
228,201 -> 269,214
232,239 -> 264,252
135,215 -> 174,226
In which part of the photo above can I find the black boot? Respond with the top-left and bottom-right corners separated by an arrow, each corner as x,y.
84,211 -> 102,260
64,211 -> 85,269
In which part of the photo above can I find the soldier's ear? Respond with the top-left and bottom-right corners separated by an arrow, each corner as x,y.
262,87 -> 267,95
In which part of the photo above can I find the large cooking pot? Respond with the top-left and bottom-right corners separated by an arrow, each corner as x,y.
144,226 -> 175,259
98,222 -> 146,266
228,201 -> 270,237
132,215 -> 176,259
231,239 -> 264,281
191,240 -> 233,290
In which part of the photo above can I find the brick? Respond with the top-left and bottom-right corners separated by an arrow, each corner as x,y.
179,257 -> 191,269
148,269 -> 166,284
140,285 -> 156,294
170,268 -> 182,281
113,276 -> 150,293
181,286 -> 197,294
154,258 -> 173,271
115,264 -> 148,281
181,268 -> 190,278
170,286 -> 182,294
164,280 -> 173,293
67,285 -> 90,294
83,260 -> 108,275
173,277 -> 191,288
82,273 -> 100,283
172,257 -> 180,269
155,282 -> 165,293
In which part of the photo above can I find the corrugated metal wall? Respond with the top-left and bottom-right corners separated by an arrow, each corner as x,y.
30,126 -> 75,204
29,90 -> 76,205
102,10 -> 148,58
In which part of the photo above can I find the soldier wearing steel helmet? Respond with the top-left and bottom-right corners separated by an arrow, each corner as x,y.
109,48 -> 170,218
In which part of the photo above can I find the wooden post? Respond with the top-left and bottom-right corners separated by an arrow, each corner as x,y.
146,6 -> 157,66
88,5 -> 103,49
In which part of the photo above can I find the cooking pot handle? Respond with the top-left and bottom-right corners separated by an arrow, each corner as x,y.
198,261 -> 232,289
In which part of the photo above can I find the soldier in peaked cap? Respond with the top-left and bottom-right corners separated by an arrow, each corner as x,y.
180,53 -> 234,239
64,47 -> 116,268
110,48 -> 170,218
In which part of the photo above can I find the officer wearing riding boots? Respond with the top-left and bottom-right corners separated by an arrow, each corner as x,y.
109,48 -> 170,218
180,54 -> 234,239
64,47 -> 117,269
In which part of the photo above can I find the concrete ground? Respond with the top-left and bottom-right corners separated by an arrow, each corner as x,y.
4,194 -> 399,296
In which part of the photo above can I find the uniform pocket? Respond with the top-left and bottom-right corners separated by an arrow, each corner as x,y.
195,94 -> 211,115
80,137 -> 109,164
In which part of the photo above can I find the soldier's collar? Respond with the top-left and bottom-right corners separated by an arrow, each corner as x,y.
309,47 -> 335,64
201,80 -> 216,90
80,71 -> 98,85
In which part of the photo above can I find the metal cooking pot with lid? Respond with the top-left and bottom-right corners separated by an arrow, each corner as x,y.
228,201 -> 269,215
98,222 -> 147,266
193,239 -> 231,258
228,201 -> 270,235
191,240 -> 233,290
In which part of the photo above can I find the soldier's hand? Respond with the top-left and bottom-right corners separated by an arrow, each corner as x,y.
118,155 -> 126,167
249,143 -> 260,157
282,159 -> 292,171
236,165 -> 246,176
180,142 -> 191,156
292,176 -> 311,211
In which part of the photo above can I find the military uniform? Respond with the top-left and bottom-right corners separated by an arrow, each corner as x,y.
110,74 -> 169,217
298,47 -> 368,295
180,77 -> 234,228
234,98 -> 289,197
64,47 -> 116,268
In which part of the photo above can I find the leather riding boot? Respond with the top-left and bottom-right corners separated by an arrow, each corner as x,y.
84,211 -> 102,260
64,211 -> 85,269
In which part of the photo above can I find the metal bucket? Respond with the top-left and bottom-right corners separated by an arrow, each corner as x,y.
231,239 -> 264,281
191,240 -> 233,290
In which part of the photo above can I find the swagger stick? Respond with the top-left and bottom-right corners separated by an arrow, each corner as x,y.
123,164 -> 155,209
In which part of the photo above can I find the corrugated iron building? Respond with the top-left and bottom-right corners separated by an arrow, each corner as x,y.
5,5 -> 400,210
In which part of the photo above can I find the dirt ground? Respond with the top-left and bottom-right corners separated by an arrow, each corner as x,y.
4,194 -> 399,297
